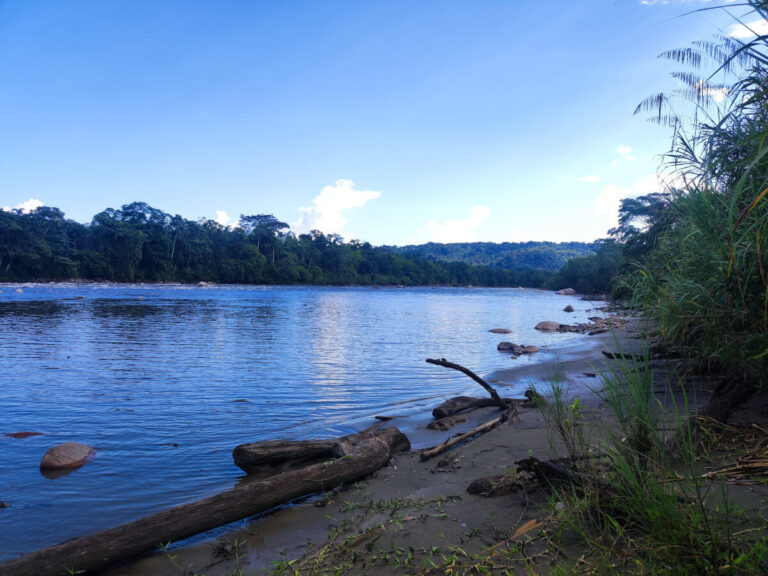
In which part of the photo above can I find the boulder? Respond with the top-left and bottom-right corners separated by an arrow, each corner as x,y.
563,305 -> 574,312
556,288 -> 576,295
497,341 -> 518,351
520,345 -> 539,354
40,442 -> 95,471
535,321 -> 560,332
489,328 -> 512,334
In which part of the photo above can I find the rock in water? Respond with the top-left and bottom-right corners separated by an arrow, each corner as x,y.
535,321 -> 560,332
40,442 -> 95,471
497,341 -> 518,351
520,345 -> 539,354
563,305 -> 574,312
4,431 -> 44,439
489,328 -> 512,334
556,288 -> 576,295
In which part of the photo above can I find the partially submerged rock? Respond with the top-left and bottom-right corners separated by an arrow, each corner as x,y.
5,431 -> 44,439
535,321 -> 560,332
489,328 -> 512,334
40,442 -> 95,471
563,305 -> 574,312
497,341 -> 517,351
427,414 -> 467,431
556,288 -> 576,295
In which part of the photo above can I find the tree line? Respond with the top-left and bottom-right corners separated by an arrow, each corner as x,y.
0,202 -> 555,287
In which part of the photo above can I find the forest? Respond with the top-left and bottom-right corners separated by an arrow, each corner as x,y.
383,241 -> 595,271
0,204 -> 555,287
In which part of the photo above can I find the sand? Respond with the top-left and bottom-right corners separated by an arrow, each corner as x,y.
102,315 -> 665,576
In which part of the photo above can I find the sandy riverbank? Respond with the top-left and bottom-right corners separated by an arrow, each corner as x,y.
102,315 -> 667,576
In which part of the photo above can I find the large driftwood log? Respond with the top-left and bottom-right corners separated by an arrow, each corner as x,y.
426,358 -> 509,412
431,396 -> 522,419
233,425 -> 410,474
0,431 -> 405,576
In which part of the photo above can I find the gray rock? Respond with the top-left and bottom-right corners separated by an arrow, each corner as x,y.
497,341 -> 518,351
556,288 -> 576,295
534,321 -> 560,332
563,305 -> 574,312
40,442 -> 95,471
489,328 -> 512,334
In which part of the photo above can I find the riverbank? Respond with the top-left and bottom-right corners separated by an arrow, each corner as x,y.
104,315 -> 663,575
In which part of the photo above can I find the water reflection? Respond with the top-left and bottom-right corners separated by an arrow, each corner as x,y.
0,284 -> 591,561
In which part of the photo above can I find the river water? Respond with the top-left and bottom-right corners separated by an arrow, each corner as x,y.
0,283 -> 597,560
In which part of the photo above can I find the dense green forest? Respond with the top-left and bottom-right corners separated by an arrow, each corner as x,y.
0,203 -> 557,287
383,241 -> 595,271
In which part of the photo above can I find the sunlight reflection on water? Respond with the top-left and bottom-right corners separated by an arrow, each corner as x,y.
0,283 -> 594,559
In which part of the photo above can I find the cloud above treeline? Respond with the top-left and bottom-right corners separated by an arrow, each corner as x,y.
424,206 -> 491,243
1,198 -> 44,213
292,179 -> 381,236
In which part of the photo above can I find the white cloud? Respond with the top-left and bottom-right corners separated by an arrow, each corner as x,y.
728,18 -> 768,38
215,210 -> 231,227
578,175 -> 601,183
595,174 -> 665,216
1,198 -> 44,214
423,206 -> 491,243
293,179 -> 381,236
617,145 -> 632,156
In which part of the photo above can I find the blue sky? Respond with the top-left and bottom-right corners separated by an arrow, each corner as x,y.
0,1 -> 748,244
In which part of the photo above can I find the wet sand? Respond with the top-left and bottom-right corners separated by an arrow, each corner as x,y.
104,317 -> 650,576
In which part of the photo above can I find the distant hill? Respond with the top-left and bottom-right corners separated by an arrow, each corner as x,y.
381,241 -> 596,272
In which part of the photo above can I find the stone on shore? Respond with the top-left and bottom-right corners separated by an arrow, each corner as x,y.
535,321 -> 560,332
556,288 -> 576,295
40,442 -> 95,471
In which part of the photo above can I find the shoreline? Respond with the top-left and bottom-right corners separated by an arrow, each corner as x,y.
104,318 -> 639,576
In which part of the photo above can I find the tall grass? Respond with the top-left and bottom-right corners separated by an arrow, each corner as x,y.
626,1 -> 768,378
549,352 -> 768,575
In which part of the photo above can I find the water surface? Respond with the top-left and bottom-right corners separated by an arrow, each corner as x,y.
0,283 -> 597,559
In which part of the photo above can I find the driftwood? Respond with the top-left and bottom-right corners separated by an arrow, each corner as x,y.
1,429 -> 408,576
233,425 -> 410,475
516,456 -> 613,493
426,358 -> 510,413
431,396 -> 522,419
420,415 -> 508,461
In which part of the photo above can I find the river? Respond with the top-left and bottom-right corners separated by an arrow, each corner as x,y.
0,283 -> 598,559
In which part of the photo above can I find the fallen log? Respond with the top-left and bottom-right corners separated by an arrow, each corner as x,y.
420,414 -> 509,461
426,358 -> 510,412
233,425 -> 410,475
432,396 -> 523,419
516,456 -> 613,493
0,438 -> 393,576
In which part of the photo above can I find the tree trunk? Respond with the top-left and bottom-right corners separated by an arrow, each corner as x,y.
0,436 -> 399,576
431,396 -> 522,419
233,425 -> 410,475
